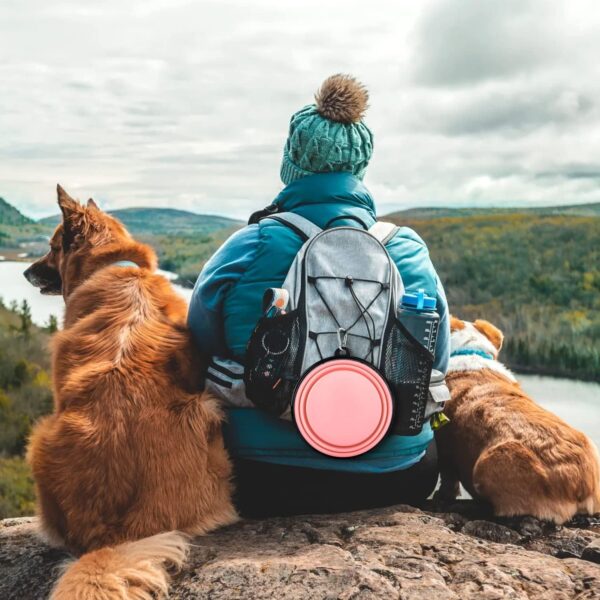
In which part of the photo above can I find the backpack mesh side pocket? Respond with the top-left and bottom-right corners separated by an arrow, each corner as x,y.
244,310 -> 305,416
382,318 -> 434,436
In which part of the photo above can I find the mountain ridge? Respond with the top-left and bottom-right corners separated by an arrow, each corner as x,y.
0,198 -> 34,226
39,206 -> 243,236
3,196 -> 600,230
385,202 -> 600,220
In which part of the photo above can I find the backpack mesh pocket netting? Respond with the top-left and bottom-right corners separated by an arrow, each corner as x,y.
244,310 -> 305,416
382,318 -> 434,435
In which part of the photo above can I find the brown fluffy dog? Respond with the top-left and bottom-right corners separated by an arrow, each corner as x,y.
436,316 -> 600,523
24,186 -> 237,599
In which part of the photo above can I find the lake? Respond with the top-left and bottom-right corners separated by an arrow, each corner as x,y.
0,260 -> 193,326
1,260 -> 598,447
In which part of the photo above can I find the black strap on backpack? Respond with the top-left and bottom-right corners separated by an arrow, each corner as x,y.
248,203 -> 279,225
267,216 -> 310,242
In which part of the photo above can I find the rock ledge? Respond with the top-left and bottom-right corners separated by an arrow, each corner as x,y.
2,503 -> 600,599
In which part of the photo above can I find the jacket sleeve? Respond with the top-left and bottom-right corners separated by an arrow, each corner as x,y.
187,225 -> 260,357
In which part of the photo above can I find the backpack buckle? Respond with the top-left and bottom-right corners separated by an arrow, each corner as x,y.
336,328 -> 350,357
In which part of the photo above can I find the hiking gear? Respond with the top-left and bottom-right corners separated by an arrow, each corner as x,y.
392,290 -> 441,434
293,359 -> 394,457
188,172 -> 451,472
431,412 -> 450,431
248,202 -> 279,225
280,75 -> 373,185
398,290 -> 439,352
426,369 -> 450,418
280,106 -> 373,185
244,211 -> 441,456
263,288 -> 289,317
231,439 -> 439,518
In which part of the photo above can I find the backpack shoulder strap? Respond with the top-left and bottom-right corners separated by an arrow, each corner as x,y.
369,221 -> 399,246
264,212 -> 322,242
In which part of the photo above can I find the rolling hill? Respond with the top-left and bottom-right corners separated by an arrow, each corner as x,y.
0,198 -> 34,226
39,207 -> 242,236
0,199 -> 48,252
386,202 -> 600,220
1,200 -> 243,263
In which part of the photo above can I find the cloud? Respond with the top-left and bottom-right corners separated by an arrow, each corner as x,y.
1,0 -> 600,219
411,0 -> 564,87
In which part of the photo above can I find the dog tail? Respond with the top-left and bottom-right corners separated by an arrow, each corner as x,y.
51,531 -> 189,600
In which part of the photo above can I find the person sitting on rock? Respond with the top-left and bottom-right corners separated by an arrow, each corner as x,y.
187,74 -> 450,517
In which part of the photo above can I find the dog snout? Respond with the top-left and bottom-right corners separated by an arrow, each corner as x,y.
23,264 -> 40,285
23,261 -> 62,294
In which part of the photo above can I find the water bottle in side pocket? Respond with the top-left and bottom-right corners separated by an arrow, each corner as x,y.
398,289 -> 439,354
391,289 -> 440,435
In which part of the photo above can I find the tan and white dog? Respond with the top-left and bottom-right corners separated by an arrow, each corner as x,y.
436,316 -> 600,523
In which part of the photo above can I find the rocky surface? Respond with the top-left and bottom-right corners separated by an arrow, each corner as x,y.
2,503 -> 600,599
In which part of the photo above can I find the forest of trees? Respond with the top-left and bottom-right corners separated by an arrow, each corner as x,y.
0,300 -> 54,518
393,213 -> 600,381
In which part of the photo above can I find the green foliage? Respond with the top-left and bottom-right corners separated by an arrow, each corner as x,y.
46,314 -> 58,334
0,303 -> 53,517
144,227 -> 237,288
391,213 -> 600,381
0,456 -> 36,519
18,299 -> 32,337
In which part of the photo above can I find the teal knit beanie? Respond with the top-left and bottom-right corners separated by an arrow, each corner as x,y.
280,74 -> 374,185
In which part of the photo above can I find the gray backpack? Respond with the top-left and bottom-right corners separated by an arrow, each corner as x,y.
244,213 -> 436,436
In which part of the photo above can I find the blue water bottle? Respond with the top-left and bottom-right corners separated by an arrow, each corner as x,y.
398,289 -> 439,354
393,289 -> 439,435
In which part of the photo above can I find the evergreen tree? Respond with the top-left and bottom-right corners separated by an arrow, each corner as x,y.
46,315 -> 58,334
19,300 -> 32,338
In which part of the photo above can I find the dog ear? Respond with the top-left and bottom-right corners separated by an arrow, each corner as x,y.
87,198 -> 99,210
450,315 -> 465,332
57,184 -> 82,219
474,319 -> 504,350
57,185 -> 94,251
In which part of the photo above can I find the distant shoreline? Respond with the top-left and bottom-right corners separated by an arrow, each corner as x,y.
0,251 -> 34,262
510,364 -> 600,385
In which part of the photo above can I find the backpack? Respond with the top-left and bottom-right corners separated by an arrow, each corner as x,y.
244,213 -> 437,457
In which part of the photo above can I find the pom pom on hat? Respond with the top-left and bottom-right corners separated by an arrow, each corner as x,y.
315,74 -> 369,124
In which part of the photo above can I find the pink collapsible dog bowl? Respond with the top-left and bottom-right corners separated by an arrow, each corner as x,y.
293,359 -> 394,458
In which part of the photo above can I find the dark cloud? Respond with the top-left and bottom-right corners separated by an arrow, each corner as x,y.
411,0 -> 562,87
426,88 -> 594,135
535,164 -> 600,180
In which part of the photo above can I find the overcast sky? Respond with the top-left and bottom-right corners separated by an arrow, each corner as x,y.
2,0 -> 600,219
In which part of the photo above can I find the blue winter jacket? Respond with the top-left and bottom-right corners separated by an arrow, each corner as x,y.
188,172 -> 450,473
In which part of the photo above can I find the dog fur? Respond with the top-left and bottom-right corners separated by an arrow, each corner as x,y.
24,186 -> 237,599
436,316 -> 600,523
